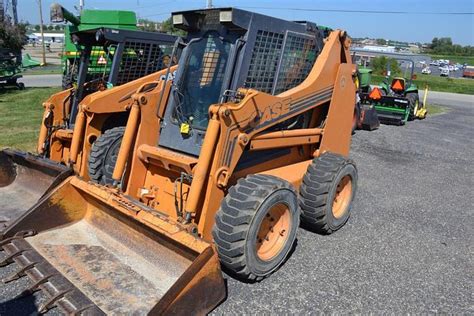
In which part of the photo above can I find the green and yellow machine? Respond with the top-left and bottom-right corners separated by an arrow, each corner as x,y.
353,67 -> 380,131
0,50 -> 41,90
360,59 -> 427,125
50,3 -> 138,89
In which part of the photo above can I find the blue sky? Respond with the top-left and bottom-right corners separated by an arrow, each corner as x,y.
18,0 -> 474,45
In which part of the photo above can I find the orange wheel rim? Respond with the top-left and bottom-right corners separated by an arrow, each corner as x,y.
332,175 -> 352,219
256,203 -> 291,261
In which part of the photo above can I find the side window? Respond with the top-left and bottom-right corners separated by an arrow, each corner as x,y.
172,34 -> 231,130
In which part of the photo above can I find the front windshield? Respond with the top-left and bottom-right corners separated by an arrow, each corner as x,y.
173,32 -> 231,130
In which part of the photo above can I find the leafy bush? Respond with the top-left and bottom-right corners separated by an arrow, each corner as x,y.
0,22 -> 27,52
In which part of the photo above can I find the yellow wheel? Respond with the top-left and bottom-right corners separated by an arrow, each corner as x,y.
332,175 -> 353,219
256,203 -> 291,261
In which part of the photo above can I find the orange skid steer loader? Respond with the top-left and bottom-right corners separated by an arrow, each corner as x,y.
1,8 -> 357,313
0,28 -> 177,233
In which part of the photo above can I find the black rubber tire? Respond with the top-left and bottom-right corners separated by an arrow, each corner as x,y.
299,153 -> 357,234
213,174 -> 300,282
88,126 -> 125,185
406,92 -> 419,121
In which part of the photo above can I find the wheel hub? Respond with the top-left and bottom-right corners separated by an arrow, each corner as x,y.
256,203 -> 291,261
332,175 -> 352,219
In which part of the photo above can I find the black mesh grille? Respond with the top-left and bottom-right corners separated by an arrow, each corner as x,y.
244,30 -> 284,94
116,41 -> 174,85
273,32 -> 317,94
244,30 -> 319,95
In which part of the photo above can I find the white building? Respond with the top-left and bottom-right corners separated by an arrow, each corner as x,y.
31,32 -> 65,43
362,45 -> 396,53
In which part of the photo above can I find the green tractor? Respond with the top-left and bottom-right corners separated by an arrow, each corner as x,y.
378,58 -> 420,120
353,67 -> 380,132
50,3 -> 138,89
361,58 -> 421,125
0,50 -> 41,90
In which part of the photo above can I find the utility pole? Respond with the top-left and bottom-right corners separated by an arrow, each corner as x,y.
11,0 -> 17,25
206,0 -> 212,8
37,0 -> 46,65
0,0 -> 5,24
79,0 -> 84,11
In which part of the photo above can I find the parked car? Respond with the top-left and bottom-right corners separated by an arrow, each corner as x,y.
463,66 -> 474,78
421,67 -> 432,74
440,68 -> 450,77
430,60 -> 439,66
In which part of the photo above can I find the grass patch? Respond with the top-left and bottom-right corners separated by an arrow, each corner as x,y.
426,104 -> 447,115
0,87 -> 60,152
428,54 -> 474,66
371,74 -> 474,95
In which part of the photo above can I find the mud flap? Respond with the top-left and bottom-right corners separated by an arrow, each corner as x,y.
0,177 -> 226,314
0,149 -> 72,235
360,104 -> 380,131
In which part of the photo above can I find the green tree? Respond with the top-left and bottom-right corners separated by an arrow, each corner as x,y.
375,38 -> 387,45
427,37 -> 473,56
430,37 -> 439,49
137,18 -> 158,32
371,56 -> 401,76
0,22 -> 27,52
160,17 -> 186,36
34,24 -> 40,31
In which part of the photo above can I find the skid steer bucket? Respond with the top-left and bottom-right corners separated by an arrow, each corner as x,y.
0,149 -> 71,234
0,177 -> 225,314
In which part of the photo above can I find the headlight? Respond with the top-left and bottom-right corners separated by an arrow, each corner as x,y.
172,14 -> 184,25
219,11 -> 232,23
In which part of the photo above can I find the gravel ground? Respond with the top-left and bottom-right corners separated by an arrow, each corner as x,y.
0,94 -> 472,314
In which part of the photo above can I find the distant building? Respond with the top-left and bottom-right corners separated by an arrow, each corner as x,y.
351,46 -> 430,68
31,32 -> 65,43
362,45 -> 396,53
408,44 -> 421,54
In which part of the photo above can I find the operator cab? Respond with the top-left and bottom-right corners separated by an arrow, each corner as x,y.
66,28 -> 176,127
159,8 -> 326,156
